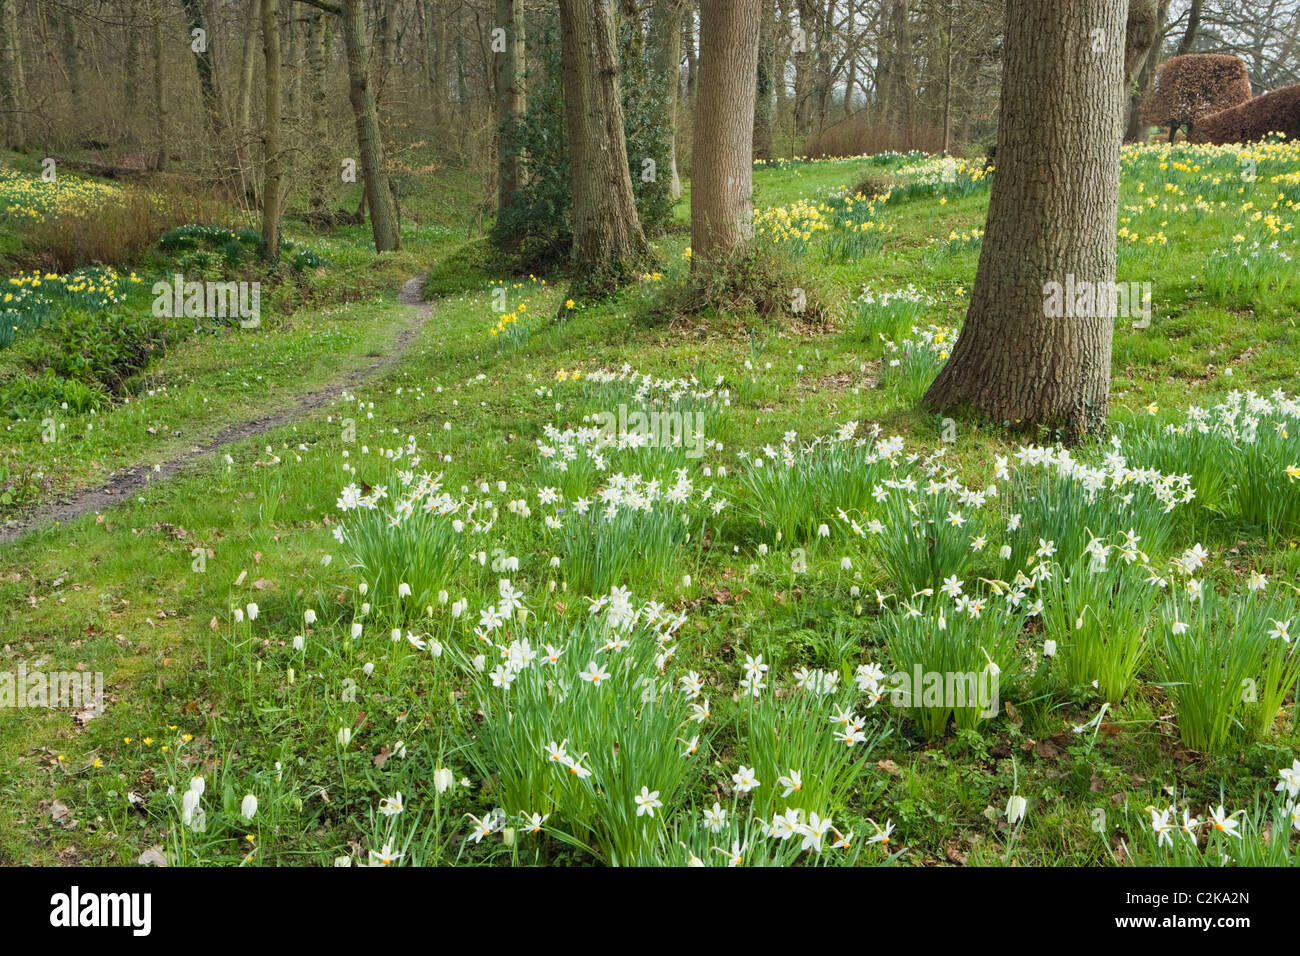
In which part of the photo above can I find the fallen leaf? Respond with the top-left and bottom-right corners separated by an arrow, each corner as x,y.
138,846 -> 168,867
49,800 -> 73,826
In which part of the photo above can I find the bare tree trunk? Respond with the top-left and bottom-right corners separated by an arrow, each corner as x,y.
376,0 -> 397,125
1175,0 -> 1201,55
261,0 -> 284,260
815,0 -> 834,130
153,0 -> 167,170
794,0 -> 811,132
305,8 -> 333,220
125,15 -> 140,140
845,9 -> 857,117
0,0 -> 24,149
432,0 -> 448,125
1124,0 -> 1168,141
493,0 -> 526,215
651,0 -> 686,197
181,0 -> 234,184
923,0 -> 1131,441
692,0 -> 761,265
942,0 -> 952,152
754,0 -> 777,159
338,0 -> 401,250
558,0 -> 650,290
61,7 -> 83,139
236,0 -> 263,201
683,2 -> 697,108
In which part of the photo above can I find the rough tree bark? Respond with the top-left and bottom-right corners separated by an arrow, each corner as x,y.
691,0 -> 761,265
558,0 -> 650,290
261,0 -> 284,260
493,0 -> 526,216
1124,0 -> 1169,141
650,0 -> 686,198
922,0 -> 1141,441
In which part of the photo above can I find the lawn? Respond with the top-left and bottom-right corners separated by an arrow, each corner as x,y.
1,140 -> 1297,866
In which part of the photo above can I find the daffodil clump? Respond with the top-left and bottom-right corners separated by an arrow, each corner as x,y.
850,283 -> 934,343
429,579 -> 895,865
1,267 -> 143,348
527,425 -> 726,595
0,168 -> 123,224
1122,763 -> 1300,865
487,275 -> 548,347
887,154 -> 993,202
752,197 -> 832,254
1119,389 -> 1300,540
878,323 -> 956,397
1117,139 -> 1300,299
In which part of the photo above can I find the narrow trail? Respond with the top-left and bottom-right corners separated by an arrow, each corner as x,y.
0,276 -> 433,545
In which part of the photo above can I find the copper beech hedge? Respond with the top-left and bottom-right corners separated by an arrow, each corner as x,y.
1141,54 -> 1252,138
1190,84 -> 1300,145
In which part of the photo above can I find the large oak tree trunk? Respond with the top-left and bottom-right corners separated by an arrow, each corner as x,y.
922,0 -> 1129,441
691,0 -> 761,265
558,0 -> 649,290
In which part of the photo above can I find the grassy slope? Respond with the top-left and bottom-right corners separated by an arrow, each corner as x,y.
0,149 -> 1296,865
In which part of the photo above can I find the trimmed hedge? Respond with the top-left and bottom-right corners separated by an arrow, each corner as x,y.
1190,84 -> 1300,145
1141,54 -> 1252,138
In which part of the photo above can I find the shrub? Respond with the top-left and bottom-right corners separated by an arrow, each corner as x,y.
40,308 -> 169,394
0,368 -> 107,419
24,184 -> 223,272
1190,84 -> 1300,145
646,242 -> 831,326
490,4 -> 676,273
803,116 -> 949,158
1141,54 -> 1252,140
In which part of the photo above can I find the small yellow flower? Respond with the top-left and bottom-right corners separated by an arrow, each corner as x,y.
565,299 -> 575,309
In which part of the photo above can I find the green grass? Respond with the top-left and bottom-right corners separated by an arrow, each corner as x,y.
0,142 -> 1297,866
